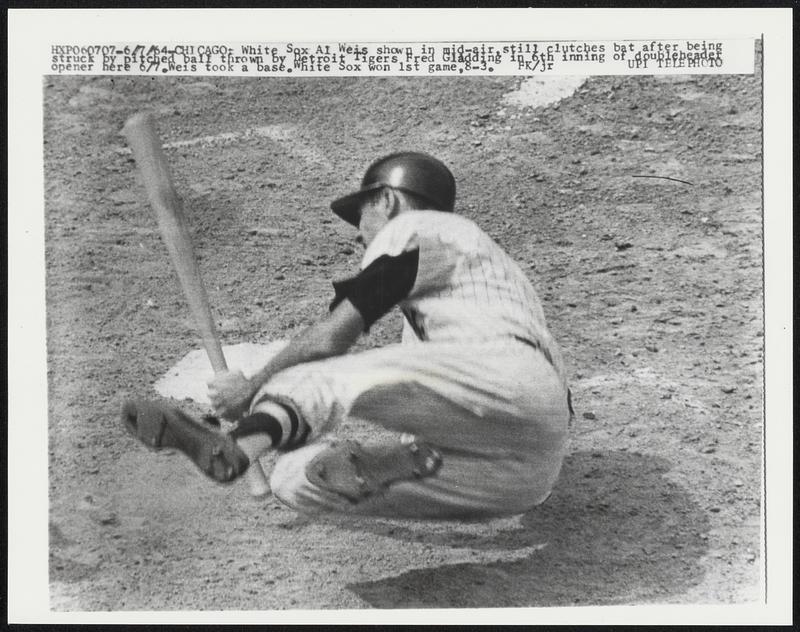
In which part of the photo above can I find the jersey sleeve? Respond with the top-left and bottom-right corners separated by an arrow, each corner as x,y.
329,213 -> 461,331
328,249 -> 420,330
361,213 -> 460,299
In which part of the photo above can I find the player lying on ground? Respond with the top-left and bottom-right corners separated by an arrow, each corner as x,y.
123,152 -> 572,519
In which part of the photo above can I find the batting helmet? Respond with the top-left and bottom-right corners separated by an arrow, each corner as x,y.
331,152 -> 456,226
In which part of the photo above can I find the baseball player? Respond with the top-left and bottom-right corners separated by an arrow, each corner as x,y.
125,152 -> 572,520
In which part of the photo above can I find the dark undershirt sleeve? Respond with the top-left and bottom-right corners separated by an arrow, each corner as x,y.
329,248 -> 420,331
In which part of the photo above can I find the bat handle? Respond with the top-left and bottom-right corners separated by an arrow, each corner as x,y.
209,350 -> 270,498
207,343 -> 229,375
241,430 -> 271,498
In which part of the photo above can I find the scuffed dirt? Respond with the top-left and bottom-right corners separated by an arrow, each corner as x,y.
45,56 -> 762,610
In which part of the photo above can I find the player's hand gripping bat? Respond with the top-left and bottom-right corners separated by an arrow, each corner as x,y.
122,112 -> 270,497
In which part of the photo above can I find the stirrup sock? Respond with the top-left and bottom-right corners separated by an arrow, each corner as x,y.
230,401 -> 309,449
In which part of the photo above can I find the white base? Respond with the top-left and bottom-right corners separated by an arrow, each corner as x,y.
154,340 -> 290,405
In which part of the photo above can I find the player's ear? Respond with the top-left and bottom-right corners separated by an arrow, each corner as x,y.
383,187 -> 400,219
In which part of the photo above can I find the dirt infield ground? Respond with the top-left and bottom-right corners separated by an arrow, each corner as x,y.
45,58 -> 763,610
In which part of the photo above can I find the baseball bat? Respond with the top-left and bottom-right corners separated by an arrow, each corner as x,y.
122,112 -> 270,498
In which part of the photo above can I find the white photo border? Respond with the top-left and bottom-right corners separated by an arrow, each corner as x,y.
7,7 -> 792,625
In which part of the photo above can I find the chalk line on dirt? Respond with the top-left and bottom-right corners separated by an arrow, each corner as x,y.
116,78 -> 590,164
116,124 -> 333,170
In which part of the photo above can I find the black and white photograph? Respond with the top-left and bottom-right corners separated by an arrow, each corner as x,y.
7,8 -> 792,624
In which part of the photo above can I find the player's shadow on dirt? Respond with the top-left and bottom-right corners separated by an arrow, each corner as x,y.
347,450 -> 710,607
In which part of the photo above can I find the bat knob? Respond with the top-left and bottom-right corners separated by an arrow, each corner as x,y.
246,458 -> 271,498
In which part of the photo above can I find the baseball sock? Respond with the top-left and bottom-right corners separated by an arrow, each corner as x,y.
230,400 -> 309,453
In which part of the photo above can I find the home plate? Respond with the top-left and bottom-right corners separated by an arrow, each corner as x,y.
154,340 -> 289,405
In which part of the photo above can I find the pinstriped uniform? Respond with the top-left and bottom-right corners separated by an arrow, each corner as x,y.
385,212 -> 567,385
254,211 -> 570,519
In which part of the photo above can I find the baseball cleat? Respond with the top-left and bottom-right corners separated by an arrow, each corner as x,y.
305,439 -> 444,503
121,399 -> 250,484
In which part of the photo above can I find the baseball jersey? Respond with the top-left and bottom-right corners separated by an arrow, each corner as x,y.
356,211 -> 567,381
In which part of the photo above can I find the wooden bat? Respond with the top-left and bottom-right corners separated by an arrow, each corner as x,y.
122,112 -> 270,498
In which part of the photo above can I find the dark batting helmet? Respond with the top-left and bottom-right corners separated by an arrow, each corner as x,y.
331,152 -> 456,226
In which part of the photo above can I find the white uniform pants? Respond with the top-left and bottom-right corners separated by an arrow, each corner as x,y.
251,340 -> 569,519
